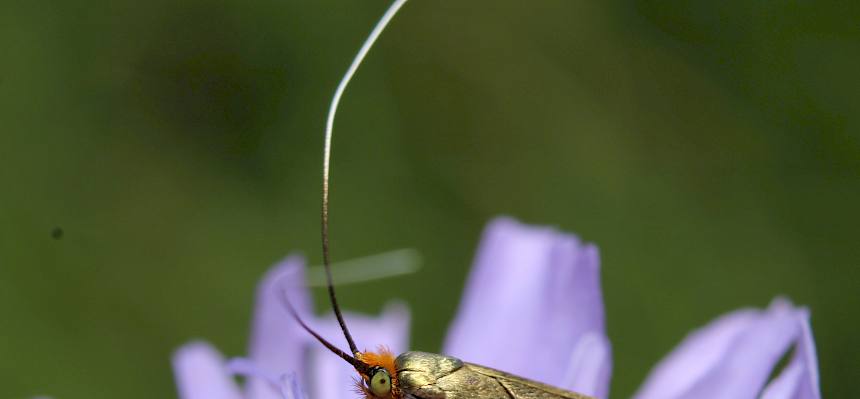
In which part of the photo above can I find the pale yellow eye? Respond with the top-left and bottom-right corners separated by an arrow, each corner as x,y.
369,368 -> 392,397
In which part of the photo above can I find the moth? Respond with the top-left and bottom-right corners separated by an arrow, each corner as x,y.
283,1 -> 597,398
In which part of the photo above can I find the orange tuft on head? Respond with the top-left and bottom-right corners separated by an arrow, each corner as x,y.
354,346 -> 400,399
357,346 -> 397,374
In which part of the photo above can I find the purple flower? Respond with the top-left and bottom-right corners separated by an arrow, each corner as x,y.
173,217 -> 821,399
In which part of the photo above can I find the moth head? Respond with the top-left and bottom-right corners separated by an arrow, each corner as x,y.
356,347 -> 400,398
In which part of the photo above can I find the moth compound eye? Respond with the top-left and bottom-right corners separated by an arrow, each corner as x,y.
369,368 -> 392,397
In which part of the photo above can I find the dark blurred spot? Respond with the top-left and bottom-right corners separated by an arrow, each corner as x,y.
131,4 -> 291,170
51,227 -> 64,240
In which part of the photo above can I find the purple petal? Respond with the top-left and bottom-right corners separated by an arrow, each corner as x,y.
227,357 -> 282,392
247,255 -> 313,399
442,217 -> 611,397
172,341 -> 242,399
633,299 -> 806,399
278,373 -> 309,399
760,309 -> 821,399
562,332 -> 613,399
308,302 -> 411,399
228,359 -> 310,399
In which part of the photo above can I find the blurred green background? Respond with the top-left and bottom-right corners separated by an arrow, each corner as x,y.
1,0 -> 857,397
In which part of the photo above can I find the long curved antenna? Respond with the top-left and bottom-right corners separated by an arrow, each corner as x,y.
278,286 -> 372,376
322,0 -> 409,356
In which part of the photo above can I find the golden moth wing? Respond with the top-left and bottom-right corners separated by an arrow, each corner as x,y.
400,366 -> 508,399
464,363 -> 597,399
